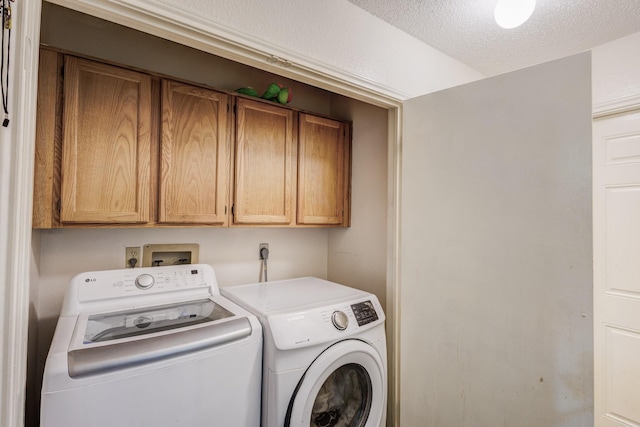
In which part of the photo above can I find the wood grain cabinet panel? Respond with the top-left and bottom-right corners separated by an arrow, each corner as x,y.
297,113 -> 350,226
60,57 -> 152,224
159,80 -> 230,225
233,98 -> 296,225
32,49 -> 63,229
32,50 -> 351,229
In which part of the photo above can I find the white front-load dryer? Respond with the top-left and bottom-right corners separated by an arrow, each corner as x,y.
222,277 -> 387,427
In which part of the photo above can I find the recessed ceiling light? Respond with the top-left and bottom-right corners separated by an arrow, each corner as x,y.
494,0 -> 536,29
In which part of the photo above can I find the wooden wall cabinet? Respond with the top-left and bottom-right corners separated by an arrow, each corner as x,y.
233,98 -> 296,226
33,49 -> 350,229
232,99 -> 351,227
32,52 -> 231,228
59,55 -> 153,225
160,80 -> 230,225
298,113 -> 350,226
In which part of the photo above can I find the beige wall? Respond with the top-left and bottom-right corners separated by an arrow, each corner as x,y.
400,53 -> 593,426
327,95 -> 389,309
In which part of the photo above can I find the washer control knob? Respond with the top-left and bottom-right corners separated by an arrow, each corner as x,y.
135,274 -> 155,290
331,311 -> 349,331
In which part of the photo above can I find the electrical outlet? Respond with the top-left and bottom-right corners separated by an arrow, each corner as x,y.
125,246 -> 141,268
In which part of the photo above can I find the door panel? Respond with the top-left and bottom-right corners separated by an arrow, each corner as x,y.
401,53 -> 593,426
602,326 -> 640,424
297,113 -> 347,225
61,57 -> 151,223
233,99 -> 295,225
159,80 -> 229,225
593,109 -> 640,426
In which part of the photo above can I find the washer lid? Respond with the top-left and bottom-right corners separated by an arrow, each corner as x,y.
81,298 -> 233,344
222,277 -> 369,316
67,297 -> 253,378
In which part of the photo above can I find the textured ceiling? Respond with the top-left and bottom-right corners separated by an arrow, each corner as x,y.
347,0 -> 640,76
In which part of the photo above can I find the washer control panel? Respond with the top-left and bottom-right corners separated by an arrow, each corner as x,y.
74,264 -> 217,303
135,274 -> 155,290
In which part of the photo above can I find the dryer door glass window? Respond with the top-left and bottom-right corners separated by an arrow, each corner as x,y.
285,340 -> 385,427
311,363 -> 372,427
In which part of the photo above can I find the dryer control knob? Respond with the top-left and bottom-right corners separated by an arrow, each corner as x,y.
135,273 -> 155,290
331,311 -> 349,331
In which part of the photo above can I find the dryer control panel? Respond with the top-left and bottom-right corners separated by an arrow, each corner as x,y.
351,300 -> 379,326
268,296 -> 385,350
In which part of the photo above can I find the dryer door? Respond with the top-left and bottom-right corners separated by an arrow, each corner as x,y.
285,339 -> 386,427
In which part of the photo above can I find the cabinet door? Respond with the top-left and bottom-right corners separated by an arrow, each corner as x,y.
33,49 -> 63,229
233,98 -> 296,225
159,80 -> 230,225
60,57 -> 151,223
297,113 -> 350,226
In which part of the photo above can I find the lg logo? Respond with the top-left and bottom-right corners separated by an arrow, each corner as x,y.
84,278 -> 97,283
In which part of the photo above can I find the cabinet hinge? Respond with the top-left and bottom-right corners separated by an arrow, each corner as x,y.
56,199 -> 61,213
231,205 -> 234,217
233,104 -> 237,115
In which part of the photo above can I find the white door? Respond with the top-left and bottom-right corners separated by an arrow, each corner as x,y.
400,53 -> 593,425
593,108 -> 640,426
286,340 -> 386,427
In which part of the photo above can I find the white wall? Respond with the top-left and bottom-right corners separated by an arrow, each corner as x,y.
172,0 -> 485,98
0,69 -> 11,427
40,3 -> 332,115
592,31 -> 640,107
47,0 -> 484,100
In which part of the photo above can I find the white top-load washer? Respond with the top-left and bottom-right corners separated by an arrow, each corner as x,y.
221,277 -> 387,427
41,264 -> 262,427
